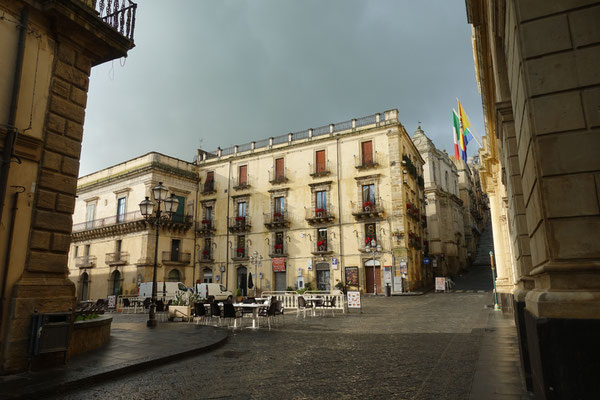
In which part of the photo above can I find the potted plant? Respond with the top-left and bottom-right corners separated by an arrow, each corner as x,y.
362,201 -> 373,211
317,240 -> 326,252
315,208 -> 325,218
235,288 -> 243,302
168,291 -> 201,321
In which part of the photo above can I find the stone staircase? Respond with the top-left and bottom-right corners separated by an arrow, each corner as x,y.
472,223 -> 494,267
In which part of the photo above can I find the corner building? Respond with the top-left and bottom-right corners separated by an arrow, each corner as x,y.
195,110 -> 429,295
467,0 -> 600,397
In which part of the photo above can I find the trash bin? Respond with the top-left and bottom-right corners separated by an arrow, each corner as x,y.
385,284 -> 391,297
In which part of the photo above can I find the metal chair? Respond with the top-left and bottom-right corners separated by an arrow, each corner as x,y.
322,296 -> 336,317
297,296 -> 308,319
192,302 -> 207,325
258,301 -> 277,330
222,303 -> 242,329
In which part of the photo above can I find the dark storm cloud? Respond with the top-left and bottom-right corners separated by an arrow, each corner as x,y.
81,0 -> 484,176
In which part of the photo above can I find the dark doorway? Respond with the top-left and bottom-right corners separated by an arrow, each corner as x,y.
237,266 -> 247,296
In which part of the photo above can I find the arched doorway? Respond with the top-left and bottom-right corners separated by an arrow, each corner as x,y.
364,259 -> 381,294
203,268 -> 213,283
168,269 -> 181,282
237,266 -> 247,296
316,262 -> 330,291
109,270 -> 121,296
80,272 -> 89,301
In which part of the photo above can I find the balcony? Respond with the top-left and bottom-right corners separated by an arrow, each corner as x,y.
311,241 -> 333,255
358,239 -> 383,253
105,251 -> 129,266
228,216 -> 251,233
305,207 -> 335,225
232,177 -> 250,191
231,248 -> 248,261
354,152 -> 380,170
264,211 -> 289,230
270,243 -> 287,258
269,168 -> 288,184
75,255 -> 96,269
161,251 -> 191,265
93,0 -> 138,42
196,220 -> 216,236
309,161 -> 331,178
406,203 -> 420,220
199,248 -> 214,263
351,199 -> 384,219
202,181 -> 216,195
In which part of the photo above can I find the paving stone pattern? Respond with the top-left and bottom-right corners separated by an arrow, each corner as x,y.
45,288 -> 528,400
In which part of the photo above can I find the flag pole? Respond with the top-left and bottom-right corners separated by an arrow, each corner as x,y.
456,97 -> 483,148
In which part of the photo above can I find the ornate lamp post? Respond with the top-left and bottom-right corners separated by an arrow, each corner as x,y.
249,250 -> 262,298
366,238 -> 382,295
139,182 -> 179,327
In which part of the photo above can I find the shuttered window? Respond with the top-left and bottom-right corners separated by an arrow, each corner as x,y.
316,150 -> 326,173
275,158 -> 284,179
239,165 -> 247,185
361,141 -> 373,165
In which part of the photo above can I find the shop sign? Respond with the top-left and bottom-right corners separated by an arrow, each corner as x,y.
273,258 -> 286,272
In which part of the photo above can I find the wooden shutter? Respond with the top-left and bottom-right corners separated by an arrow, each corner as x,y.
361,141 -> 373,165
239,165 -> 247,185
316,150 -> 325,173
275,158 -> 284,179
206,171 -> 214,182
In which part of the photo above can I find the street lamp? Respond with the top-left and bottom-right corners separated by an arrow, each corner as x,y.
249,250 -> 262,298
366,238 -> 382,294
139,182 -> 179,327
489,251 -> 501,310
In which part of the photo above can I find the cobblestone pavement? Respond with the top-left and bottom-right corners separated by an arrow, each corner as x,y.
47,290 -> 513,400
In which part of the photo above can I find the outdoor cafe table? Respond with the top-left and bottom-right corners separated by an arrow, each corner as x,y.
303,296 -> 323,317
233,303 -> 266,329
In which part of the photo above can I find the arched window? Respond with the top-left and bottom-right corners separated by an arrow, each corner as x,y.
80,272 -> 89,301
109,270 -> 121,296
168,269 -> 181,282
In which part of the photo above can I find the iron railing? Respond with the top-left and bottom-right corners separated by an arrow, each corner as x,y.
196,219 -> 216,234
95,0 -> 137,42
228,216 -> 251,232
351,198 -> 385,218
73,210 -> 142,232
161,251 -> 191,264
305,206 -> 335,224
264,211 -> 289,228
309,160 -> 330,177
270,243 -> 287,257
75,255 -> 96,268
199,248 -> 214,261
105,251 -> 129,264
355,151 -> 380,169
202,181 -> 215,193
206,111 -> 389,159
312,241 -> 332,254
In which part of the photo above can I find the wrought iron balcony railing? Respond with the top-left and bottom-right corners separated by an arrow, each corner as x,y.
264,211 -> 289,229
305,206 -> 335,225
202,181 -> 216,194
269,168 -> 288,184
308,161 -> 331,177
270,243 -> 287,257
75,255 -> 96,268
73,210 -> 143,232
199,248 -> 214,262
351,198 -> 384,219
354,151 -> 380,170
311,241 -> 332,255
105,251 -> 129,265
94,0 -> 138,42
196,219 -> 216,235
161,251 -> 191,264
232,248 -> 248,261
228,216 -> 251,232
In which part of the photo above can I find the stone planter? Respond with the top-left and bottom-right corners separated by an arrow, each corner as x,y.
168,305 -> 191,321
67,314 -> 112,359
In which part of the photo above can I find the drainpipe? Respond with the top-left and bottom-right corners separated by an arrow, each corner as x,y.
335,137 -> 344,287
192,174 -> 199,288
225,160 -> 232,289
0,186 -> 25,325
0,8 -> 29,225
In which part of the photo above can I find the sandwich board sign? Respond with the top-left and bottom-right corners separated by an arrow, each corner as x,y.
347,291 -> 362,313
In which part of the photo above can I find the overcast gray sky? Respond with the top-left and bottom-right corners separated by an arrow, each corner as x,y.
81,0 -> 484,176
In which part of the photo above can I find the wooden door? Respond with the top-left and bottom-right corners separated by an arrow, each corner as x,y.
239,165 -> 247,185
275,158 -> 284,179
365,266 -> 381,294
361,141 -> 373,165
316,150 -> 326,173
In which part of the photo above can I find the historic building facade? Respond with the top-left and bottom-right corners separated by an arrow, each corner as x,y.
412,126 -> 466,276
195,109 -> 429,295
67,153 -> 198,300
0,0 -> 135,372
467,0 -> 600,397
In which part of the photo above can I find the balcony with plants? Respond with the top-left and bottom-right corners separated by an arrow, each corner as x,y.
196,219 -> 216,236
352,198 -> 384,220
228,215 -> 251,233
264,211 -> 289,230
305,206 -> 335,225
